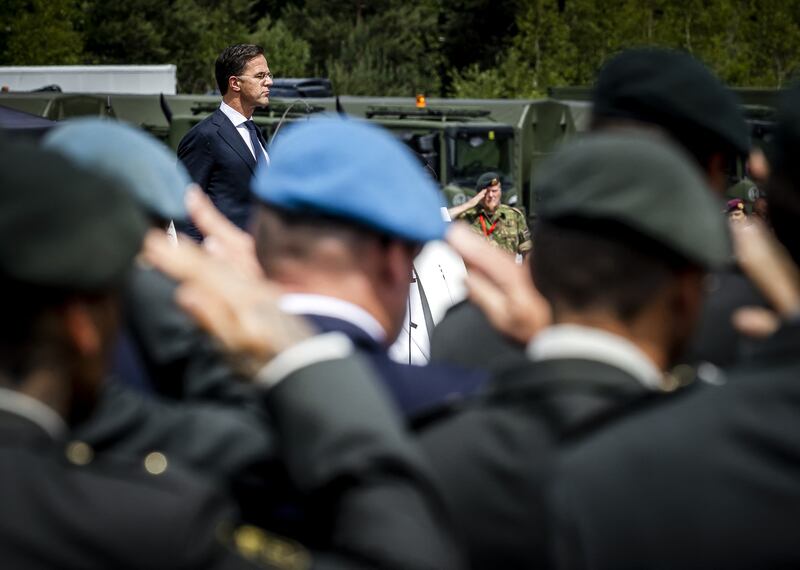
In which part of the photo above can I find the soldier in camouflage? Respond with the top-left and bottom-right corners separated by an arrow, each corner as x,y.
448,171 -> 532,257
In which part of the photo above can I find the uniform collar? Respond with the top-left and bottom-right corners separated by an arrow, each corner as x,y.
219,101 -> 251,126
279,293 -> 387,344
527,324 -> 664,391
477,204 -> 504,222
0,387 -> 68,440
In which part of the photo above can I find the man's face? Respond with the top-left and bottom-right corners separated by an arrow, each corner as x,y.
729,209 -> 746,224
236,55 -> 272,110
481,182 -> 502,213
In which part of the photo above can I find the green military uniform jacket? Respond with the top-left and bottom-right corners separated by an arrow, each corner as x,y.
457,204 -> 532,255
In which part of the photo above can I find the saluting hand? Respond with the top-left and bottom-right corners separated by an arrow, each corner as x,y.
182,185 -> 265,280
144,229 -> 314,376
447,223 -> 551,344
446,188 -> 487,220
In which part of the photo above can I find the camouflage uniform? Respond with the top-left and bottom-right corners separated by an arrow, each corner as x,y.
457,204 -> 532,255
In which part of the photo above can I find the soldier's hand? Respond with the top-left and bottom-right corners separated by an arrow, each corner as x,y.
732,306 -> 780,338
144,229 -> 314,376
447,189 -> 488,220
447,223 -> 551,344
183,185 -> 265,280
466,188 -> 487,209
733,219 -> 800,318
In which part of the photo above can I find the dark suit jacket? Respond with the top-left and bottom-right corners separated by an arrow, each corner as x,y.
0,410 -> 263,570
304,313 -> 488,418
549,322 -> 800,570
118,264 -> 256,405
2,353 -> 462,569
266,353 -> 463,569
682,266 -> 768,367
177,108 -> 259,239
430,299 -> 529,375
418,358 -> 653,569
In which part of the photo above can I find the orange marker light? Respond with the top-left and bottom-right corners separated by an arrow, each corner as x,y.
416,94 -> 427,108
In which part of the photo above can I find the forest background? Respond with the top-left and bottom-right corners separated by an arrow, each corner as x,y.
1,0 -> 798,97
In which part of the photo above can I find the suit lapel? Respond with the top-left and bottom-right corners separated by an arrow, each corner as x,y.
212,110 -> 256,174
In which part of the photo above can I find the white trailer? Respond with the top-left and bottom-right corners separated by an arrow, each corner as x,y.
0,65 -> 177,94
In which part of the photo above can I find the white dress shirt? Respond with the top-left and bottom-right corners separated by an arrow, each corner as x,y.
526,324 -> 664,391
219,101 -> 270,165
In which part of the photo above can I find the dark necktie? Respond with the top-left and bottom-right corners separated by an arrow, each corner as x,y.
244,120 -> 268,170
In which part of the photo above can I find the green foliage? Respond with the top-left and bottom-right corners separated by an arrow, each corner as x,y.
165,0 -> 253,92
438,0 -> 520,74
4,0 -> 800,94
284,0 -> 442,95
449,0 -> 800,98
249,16 -> 311,77
1,0 -> 84,64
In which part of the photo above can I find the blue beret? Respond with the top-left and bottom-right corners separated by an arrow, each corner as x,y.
251,117 -> 446,242
43,118 -> 191,221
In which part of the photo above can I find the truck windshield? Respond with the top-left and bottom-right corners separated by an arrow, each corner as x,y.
448,130 -> 513,188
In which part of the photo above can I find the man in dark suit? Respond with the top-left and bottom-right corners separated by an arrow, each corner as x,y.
547,85 -> 800,570
417,132 -> 732,568
177,43 -> 272,240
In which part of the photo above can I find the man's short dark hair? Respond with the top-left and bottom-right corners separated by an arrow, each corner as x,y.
253,205 -> 419,276
215,44 -> 265,95
531,219 -> 694,323
0,286 -> 113,380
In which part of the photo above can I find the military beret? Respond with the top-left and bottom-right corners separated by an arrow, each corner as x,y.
593,48 -> 750,156
476,171 -> 501,192
43,118 -> 191,222
726,198 -> 745,213
0,142 -> 148,291
251,117 -> 446,243
534,132 -> 731,269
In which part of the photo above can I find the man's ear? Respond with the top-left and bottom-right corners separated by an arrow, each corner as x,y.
61,302 -> 102,356
229,75 -> 241,94
380,241 -> 417,290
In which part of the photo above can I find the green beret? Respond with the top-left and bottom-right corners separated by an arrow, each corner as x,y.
0,142 -> 148,292
534,133 -> 731,269
593,48 -> 750,157
476,171 -> 501,191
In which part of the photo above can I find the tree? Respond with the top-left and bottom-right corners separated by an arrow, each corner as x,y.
438,0 -> 520,81
1,0 -> 84,65
284,0 -> 442,95
81,0 -> 253,92
249,16 -> 311,77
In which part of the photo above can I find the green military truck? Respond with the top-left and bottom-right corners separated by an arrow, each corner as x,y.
2,87 -> 776,214
0,89 -> 592,213
159,94 -> 528,209
321,96 -> 591,213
